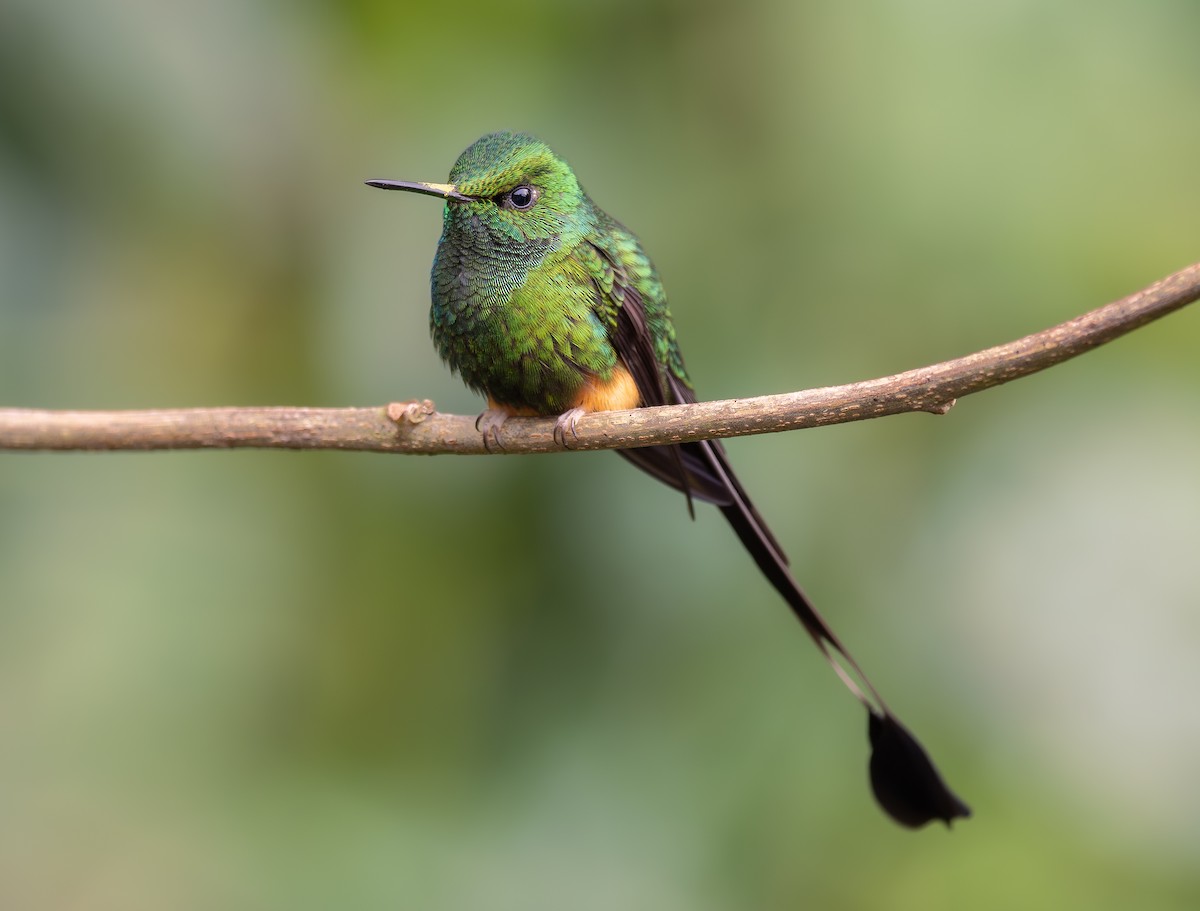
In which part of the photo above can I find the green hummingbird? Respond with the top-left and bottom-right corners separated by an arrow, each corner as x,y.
368,131 -> 970,828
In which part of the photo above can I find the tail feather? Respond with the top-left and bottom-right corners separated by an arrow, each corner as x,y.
628,410 -> 964,825
611,367 -> 970,826
693,435 -> 970,827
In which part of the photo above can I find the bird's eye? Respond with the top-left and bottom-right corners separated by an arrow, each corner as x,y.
506,185 -> 536,209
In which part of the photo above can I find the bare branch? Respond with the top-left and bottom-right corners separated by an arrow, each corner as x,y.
2,263 -> 1198,455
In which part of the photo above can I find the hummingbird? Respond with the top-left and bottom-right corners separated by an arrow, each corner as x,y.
368,131 -> 970,828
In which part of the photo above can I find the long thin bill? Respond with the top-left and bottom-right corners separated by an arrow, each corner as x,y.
364,179 -> 472,201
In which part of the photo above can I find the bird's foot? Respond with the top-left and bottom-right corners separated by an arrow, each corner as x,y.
476,408 -> 511,452
553,408 -> 586,449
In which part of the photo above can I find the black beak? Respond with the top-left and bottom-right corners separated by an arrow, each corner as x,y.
364,179 -> 473,202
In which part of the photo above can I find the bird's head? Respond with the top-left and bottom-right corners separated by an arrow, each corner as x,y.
367,131 -> 587,244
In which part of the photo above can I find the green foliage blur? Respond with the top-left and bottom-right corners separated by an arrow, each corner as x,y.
2,1 -> 1199,908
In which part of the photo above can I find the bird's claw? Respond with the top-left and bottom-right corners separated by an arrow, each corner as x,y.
476,409 -> 510,452
553,408 -> 586,449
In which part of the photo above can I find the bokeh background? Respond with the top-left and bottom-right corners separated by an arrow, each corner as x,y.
2,1 -> 1199,908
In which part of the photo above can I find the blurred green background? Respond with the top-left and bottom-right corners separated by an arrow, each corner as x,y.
2,1 -> 1198,908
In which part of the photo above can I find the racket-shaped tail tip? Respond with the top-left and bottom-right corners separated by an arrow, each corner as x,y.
867,711 -> 971,829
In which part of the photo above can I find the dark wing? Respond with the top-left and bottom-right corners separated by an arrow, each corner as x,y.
588,243 -> 732,513
617,339 -> 726,511
590,237 -> 787,556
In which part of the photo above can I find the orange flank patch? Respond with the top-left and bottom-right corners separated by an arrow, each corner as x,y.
571,363 -> 642,413
485,364 -> 641,417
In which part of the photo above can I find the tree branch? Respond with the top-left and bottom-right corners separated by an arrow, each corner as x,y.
2,264 -> 1198,455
